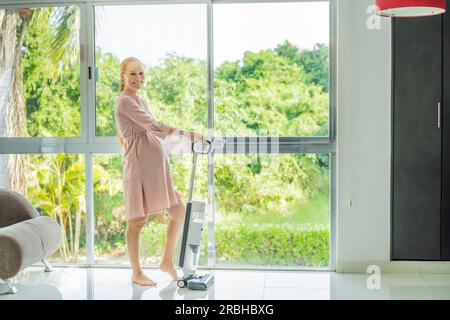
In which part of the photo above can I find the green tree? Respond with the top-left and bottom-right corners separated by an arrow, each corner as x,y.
27,155 -> 85,262
23,10 -> 80,137
215,47 -> 328,137
145,54 -> 208,132
95,49 -> 121,136
275,40 -> 329,92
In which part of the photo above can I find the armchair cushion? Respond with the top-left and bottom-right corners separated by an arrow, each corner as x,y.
0,216 -> 61,279
0,188 -> 39,228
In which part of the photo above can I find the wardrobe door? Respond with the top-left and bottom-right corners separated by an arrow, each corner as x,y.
392,16 -> 442,260
442,3 -> 450,260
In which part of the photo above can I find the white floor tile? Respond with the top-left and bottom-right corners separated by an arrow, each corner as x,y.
211,285 -> 264,300
93,268 -> 167,286
94,283 -> 161,300
265,271 -> 348,289
430,286 -> 450,300
422,274 -> 450,287
160,281 -> 214,300
344,274 -> 429,290
94,281 -> 216,300
2,267 -> 93,300
208,270 -> 265,300
213,270 -> 266,288
332,288 -> 391,300
386,286 -> 442,300
0,283 -> 64,300
332,286 -> 440,300
263,287 -> 332,300
13,267 -> 51,285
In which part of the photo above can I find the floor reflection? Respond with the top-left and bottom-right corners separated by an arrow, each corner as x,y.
1,267 -> 449,300
0,283 -> 63,300
158,280 -> 215,300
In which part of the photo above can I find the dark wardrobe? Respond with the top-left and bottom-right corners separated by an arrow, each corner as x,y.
392,1 -> 450,260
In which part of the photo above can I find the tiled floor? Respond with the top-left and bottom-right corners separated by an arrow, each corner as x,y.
0,266 -> 449,300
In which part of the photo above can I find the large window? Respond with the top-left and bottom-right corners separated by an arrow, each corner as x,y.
0,6 -> 81,138
214,2 -> 329,137
93,153 -> 208,266
214,154 -> 330,267
1,154 -> 86,264
94,4 -> 208,137
0,1 -> 335,270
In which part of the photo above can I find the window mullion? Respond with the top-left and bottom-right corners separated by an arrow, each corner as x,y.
206,0 -> 216,268
85,1 -> 96,266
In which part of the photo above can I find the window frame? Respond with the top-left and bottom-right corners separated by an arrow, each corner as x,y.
0,0 -> 337,271
0,2 -> 88,146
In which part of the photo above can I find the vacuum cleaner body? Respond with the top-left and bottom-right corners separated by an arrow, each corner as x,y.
176,140 -> 215,291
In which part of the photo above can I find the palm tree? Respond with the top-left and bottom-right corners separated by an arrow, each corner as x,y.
27,155 -> 84,262
0,8 -> 33,194
27,154 -> 114,262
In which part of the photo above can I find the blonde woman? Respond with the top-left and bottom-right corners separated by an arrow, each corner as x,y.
114,57 -> 204,286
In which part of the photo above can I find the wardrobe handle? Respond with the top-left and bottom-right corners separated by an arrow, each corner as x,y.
438,102 -> 441,129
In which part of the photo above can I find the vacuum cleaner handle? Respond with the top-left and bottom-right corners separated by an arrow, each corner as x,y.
188,139 -> 213,202
191,139 -> 213,155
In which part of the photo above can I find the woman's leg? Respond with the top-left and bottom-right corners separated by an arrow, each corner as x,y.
159,200 -> 186,280
127,216 -> 157,286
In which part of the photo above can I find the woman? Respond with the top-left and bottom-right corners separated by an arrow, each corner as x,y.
114,57 -> 204,287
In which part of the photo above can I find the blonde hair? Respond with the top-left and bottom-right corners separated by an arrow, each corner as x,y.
118,57 -> 145,150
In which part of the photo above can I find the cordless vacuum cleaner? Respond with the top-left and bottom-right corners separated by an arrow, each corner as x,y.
176,138 -> 215,290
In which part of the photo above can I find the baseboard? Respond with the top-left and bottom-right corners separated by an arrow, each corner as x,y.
337,260 -> 450,274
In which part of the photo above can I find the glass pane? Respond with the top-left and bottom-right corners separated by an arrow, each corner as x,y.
214,153 -> 330,267
214,2 -> 329,137
0,154 -> 86,264
0,7 -> 81,137
94,153 -> 208,267
94,4 -> 207,137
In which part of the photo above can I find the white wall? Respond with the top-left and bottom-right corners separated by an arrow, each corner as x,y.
336,0 -> 450,273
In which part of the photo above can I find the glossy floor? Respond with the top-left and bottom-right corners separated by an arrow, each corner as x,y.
1,267 -> 450,300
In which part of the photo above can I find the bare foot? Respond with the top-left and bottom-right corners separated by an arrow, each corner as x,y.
159,261 -> 181,281
132,272 -> 157,287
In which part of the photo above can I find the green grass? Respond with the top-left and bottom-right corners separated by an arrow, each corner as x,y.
217,189 -> 330,229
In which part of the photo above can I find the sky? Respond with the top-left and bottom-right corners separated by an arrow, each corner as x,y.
94,2 -> 329,68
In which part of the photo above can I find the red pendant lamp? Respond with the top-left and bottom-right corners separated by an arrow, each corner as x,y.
376,0 -> 446,17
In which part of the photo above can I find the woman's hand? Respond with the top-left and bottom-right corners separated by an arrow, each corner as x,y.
175,129 -> 204,143
189,131 -> 204,143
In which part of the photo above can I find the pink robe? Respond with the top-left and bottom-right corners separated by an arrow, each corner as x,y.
114,91 -> 181,221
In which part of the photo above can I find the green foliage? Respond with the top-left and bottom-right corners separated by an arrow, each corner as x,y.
26,154 -> 86,262
23,7 -> 81,137
95,49 -> 122,136
130,221 -> 329,267
215,44 -> 329,136
299,44 -> 330,93
140,222 -> 168,258
145,54 -> 208,132
276,40 -> 330,92
214,154 -> 329,216
93,155 -> 126,251
215,224 -> 329,266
